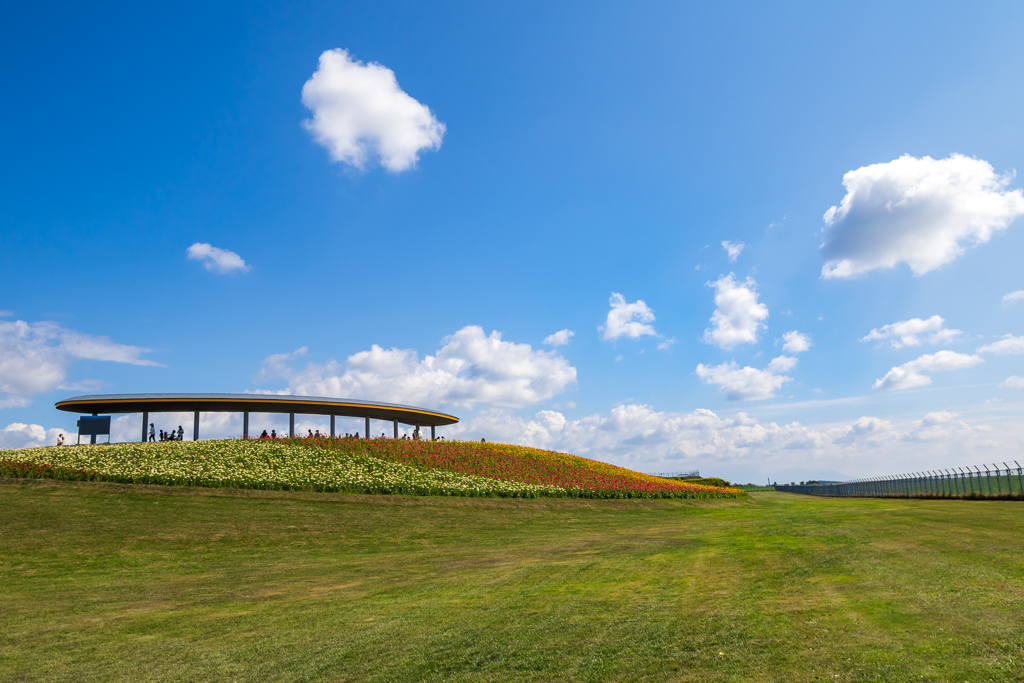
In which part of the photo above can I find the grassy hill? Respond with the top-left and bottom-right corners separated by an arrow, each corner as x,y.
0,437 -> 743,499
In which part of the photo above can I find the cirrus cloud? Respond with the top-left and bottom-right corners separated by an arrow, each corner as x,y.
301,49 -> 445,172
821,154 -> 1024,278
0,317 -> 160,408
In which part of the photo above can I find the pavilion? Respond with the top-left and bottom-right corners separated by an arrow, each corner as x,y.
55,393 -> 459,442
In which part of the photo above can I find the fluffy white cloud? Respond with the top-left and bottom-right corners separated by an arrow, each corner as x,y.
696,355 -> 797,401
873,350 -> 982,391
258,325 -> 576,410
702,274 -> 768,349
781,330 -> 812,354
903,411 -> 974,442
1002,376 -> 1024,388
0,318 -> 160,407
977,334 -> 1024,355
0,422 -> 71,449
1003,290 -> 1024,304
600,293 -> 657,341
186,243 -> 250,274
861,315 -> 961,349
446,403 -> 994,476
543,329 -> 575,346
821,154 -> 1024,278
721,240 -> 745,262
301,48 -> 445,172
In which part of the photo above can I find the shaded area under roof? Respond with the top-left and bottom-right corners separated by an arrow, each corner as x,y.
56,393 -> 459,427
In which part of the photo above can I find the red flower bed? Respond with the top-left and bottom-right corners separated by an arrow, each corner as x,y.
294,437 -> 742,498
0,460 -> 101,481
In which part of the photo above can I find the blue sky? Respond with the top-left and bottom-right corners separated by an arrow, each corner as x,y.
3,1 -> 1024,483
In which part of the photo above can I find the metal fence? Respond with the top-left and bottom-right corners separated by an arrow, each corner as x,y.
650,470 -> 700,479
775,462 -> 1024,499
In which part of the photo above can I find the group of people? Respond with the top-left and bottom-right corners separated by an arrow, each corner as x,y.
149,423 -> 184,442
247,428 -> 448,441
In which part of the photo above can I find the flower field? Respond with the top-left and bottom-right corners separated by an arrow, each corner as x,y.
305,437 -> 743,497
0,438 -> 744,499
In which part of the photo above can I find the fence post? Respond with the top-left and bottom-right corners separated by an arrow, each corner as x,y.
1015,461 -> 1023,496
993,464 -> 1002,496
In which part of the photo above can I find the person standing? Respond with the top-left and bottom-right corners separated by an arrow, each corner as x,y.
57,433 -> 64,446
148,423 -> 156,442
177,425 -> 184,441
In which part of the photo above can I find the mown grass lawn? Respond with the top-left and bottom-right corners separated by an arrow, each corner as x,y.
1,480 -> 1021,682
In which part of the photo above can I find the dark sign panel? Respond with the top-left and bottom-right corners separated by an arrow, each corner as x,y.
77,416 -> 111,436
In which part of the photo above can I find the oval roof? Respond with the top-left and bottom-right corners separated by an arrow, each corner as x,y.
55,393 -> 459,427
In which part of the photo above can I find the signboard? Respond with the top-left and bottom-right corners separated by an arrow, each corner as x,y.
77,416 -> 111,444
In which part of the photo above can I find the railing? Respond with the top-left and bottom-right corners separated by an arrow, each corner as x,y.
650,470 -> 700,479
775,462 -> 1024,499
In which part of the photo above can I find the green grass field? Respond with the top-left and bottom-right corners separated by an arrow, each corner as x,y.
2,480 -> 1022,682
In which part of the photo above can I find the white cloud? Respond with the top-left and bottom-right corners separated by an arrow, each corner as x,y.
820,154 -> 1024,278
0,319 -> 160,408
1001,376 -> 1024,388
702,274 -> 769,349
903,411 -> 973,442
600,293 -> 657,341
861,315 -> 961,349
446,403 -> 995,476
186,243 -> 250,274
721,240 -> 745,262
0,422 -> 72,449
1003,290 -> 1024,304
543,329 -> 575,346
780,330 -> 812,354
258,325 -> 576,410
696,355 -> 797,401
872,350 -> 982,391
301,48 -> 445,172
977,334 -> 1024,355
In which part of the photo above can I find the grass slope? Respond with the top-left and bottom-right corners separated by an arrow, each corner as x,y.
1,481 -> 1022,681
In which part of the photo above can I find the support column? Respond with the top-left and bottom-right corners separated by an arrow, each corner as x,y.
330,415 -> 335,438
365,417 -> 370,439
431,425 -> 435,440
142,411 -> 149,443
243,412 -> 249,439
193,411 -> 200,441
91,412 -> 98,444
289,413 -> 295,439
394,419 -> 398,439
